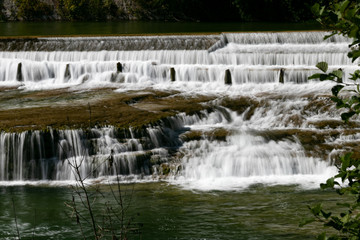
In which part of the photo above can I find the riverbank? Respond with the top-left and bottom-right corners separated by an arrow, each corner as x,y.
1,0 -> 315,22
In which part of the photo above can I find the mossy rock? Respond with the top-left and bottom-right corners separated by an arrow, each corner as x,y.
181,128 -> 232,143
220,96 -> 259,120
0,88 -> 216,132
160,163 -> 170,175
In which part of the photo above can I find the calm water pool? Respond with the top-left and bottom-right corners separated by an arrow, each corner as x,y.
0,21 -> 322,36
0,182 -> 341,240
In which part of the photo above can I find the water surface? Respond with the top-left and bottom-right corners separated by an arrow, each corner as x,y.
0,21 -> 322,36
0,183 -> 341,240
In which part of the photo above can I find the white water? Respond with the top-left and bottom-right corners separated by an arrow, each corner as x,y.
0,31 -> 358,190
175,125 -> 338,191
0,31 -> 357,90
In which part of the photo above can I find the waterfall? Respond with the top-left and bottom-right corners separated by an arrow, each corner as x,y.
0,31 -> 357,89
182,135 -> 322,176
0,35 -> 220,51
0,123 -> 184,182
0,31 -> 357,189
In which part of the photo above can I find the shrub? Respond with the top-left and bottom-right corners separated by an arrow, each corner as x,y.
303,1 -> 360,239
232,0 -> 318,22
58,0 -> 118,21
15,0 -> 53,21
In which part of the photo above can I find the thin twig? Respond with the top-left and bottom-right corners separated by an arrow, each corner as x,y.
32,209 -> 36,240
12,198 -> 21,240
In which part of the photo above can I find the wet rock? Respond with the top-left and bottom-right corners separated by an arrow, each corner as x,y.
160,163 -> 170,175
16,62 -> 22,82
181,128 -> 231,142
117,62 -> 123,73
279,68 -> 284,84
170,67 -> 176,82
221,96 -> 259,120
64,63 -> 71,80
224,69 -> 232,85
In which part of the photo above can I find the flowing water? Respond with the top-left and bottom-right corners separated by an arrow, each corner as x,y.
0,31 -> 359,239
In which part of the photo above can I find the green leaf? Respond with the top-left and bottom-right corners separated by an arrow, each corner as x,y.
309,73 -> 333,81
345,8 -> 357,19
324,32 -> 336,40
348,50 -> 360,62
310,203 -> 323,216
342,152 -> 353,160
341,111 -> 356,122
316,62 -> 329,73
340,0 -> 350,13
340,213 -> 350,223
353,103 -> 360,110
311,3 -> 320,15
341,152 -> 353,171
330,69 -> 343,81
299,218 -> 315,227
349,25 -> 359,39
331,85 -> 345,97
342,156 -> 351,171
309,73 -> 322,80
321,177 -> 335,189
321,210 -> 332,219
317,232 -> 327,240
349,70 -> 360,81
325,218 -> 343,230
331,96 -> 348,108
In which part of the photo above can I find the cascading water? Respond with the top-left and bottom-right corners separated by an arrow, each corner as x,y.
0,123 -> 186,182
176,109 -> 339,190
0,31 -> 357,89
0,31 -> 358,190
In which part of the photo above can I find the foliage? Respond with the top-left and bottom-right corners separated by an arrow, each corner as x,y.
58,0 -> 118,21
5,0 -> 323,22
0,0 -> 5,21
15,0 -> 53,21
303,1 -> 360,239
310,0 -> 360,122
231,0 -> 318,22
132,0 -> 239,21
300,154 -> 360,239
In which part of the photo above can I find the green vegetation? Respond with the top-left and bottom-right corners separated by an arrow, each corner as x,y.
232,0 -> 318,22
0,0 -> 5,21
1,0 -> 320,22
58,0 -> 118,21
303,1 -> 360,239
15,0 -> 52,21
0,89 -> 215,132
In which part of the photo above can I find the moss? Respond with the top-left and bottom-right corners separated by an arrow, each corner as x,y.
160,163 -> 170,175
0,88 -> 215,133
181,128 -> 232,142
220,96 -> 259,120
181,130 -> 203,141
307,120 -> 360,129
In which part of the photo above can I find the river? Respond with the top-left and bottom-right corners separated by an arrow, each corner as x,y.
0,183 -> 342,239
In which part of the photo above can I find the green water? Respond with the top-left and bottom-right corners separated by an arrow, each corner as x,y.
0,183 -> 342,240
0,21 -> 322,36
